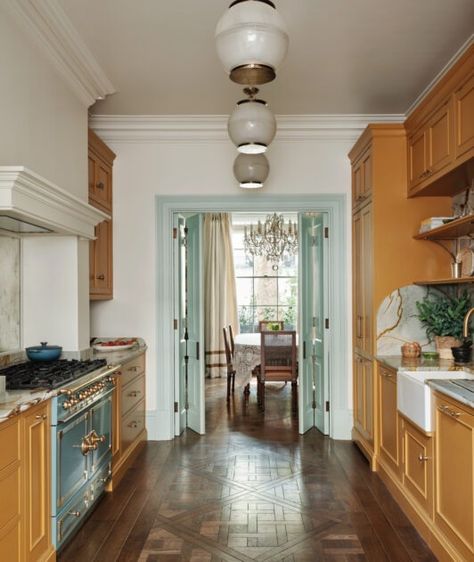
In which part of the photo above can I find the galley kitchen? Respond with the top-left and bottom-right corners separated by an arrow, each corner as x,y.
1,1 -> 474,562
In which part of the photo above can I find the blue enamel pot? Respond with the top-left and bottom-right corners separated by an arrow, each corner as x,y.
26,342 -> 62,361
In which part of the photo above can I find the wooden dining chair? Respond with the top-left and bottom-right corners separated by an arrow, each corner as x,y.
228,324 -> 235,357
222,327 -> 236,401
257,330 -> 297,411
258,320 -> 284,332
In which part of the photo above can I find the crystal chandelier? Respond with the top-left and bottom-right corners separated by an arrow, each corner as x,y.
244,213 -> 298,262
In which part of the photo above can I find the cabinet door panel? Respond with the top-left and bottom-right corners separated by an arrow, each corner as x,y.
408,129 -> 428,190
455,73 -> 474,161
361,149 -> 372,200
402,418 -> 433,516
352,214 -> 363,352
353,355 -> 364,434
23,403 -> 51,562
364,359 -> 373,442
435,396 -> 474,559
428,98 -> 453,176
379,367 -> 399,475
90,219 -> 113,299
361,205 -> 373,355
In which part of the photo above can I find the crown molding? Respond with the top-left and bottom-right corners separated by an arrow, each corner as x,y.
406,33 -> 474,117
0,167 -> 108,238
89,114 -> 405,143
5,0 -> 115,107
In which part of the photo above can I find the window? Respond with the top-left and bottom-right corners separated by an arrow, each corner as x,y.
232,216 -> 298,333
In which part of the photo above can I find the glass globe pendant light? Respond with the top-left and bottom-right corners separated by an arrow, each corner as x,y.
215,0 -> 289,85
228,87 -> 276,154
233,153 -> 269,188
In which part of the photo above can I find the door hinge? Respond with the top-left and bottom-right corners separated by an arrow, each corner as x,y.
174,318 -> 178,330
196,341 -> 200,361
312,400 -> 317,409
325,318 -> 329,329
311,236 -> 317,247
173,227 -> 177,239
325,401 -> 330,412
324,227 -> 329,238
174,401 -> 178,413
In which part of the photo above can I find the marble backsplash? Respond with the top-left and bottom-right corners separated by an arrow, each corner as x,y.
0,236 -> 20,352
377,285 -> 436,355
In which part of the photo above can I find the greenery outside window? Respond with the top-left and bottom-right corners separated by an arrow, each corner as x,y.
232,216 -> 298,333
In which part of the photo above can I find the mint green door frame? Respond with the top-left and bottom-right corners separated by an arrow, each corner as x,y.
156,194 -> 348,439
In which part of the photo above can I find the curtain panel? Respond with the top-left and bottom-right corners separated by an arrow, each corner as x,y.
203,213 -> 238,378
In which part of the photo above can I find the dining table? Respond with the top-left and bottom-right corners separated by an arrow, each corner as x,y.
233,332 -> 299,391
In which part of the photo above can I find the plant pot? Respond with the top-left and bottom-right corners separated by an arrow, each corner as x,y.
451,345 -> 472,364
434,336 -> 461,360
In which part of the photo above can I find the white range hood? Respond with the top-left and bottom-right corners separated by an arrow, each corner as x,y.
0,166 -> 107,238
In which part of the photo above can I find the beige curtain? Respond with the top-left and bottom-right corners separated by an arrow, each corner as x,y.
204,213 -> 238,378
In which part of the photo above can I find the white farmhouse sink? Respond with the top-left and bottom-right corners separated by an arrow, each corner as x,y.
397,370 -> 474,432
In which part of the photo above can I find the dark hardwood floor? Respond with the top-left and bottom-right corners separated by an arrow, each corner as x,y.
59,379 -> 436,561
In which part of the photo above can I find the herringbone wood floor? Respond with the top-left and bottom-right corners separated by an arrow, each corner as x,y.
59,379 -> 436,562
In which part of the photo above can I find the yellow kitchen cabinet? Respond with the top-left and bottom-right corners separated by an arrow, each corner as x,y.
0,416 -> 22,561
349,125 -> 449,468
22,401 -> 54,562
0,402 -> 55,562
406,44 -> 473,198
377,364 -> 401,480
88,129 -> 115,301
400,416 -> 433,519
107,353 -> 147,491
434,392 -> 474,561
353,353 -> 375,467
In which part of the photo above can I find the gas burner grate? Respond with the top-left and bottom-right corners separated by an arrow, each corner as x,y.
1,359 -> 107,390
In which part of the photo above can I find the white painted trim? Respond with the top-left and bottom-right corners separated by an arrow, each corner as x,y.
406,33 -> 474,117
155,195 -> 350,442
0,167 -> 108,238
89,114 -> 404,143
5,0 -> 115,107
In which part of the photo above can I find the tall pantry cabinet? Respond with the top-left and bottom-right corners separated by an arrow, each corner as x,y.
350,125 -> 450,468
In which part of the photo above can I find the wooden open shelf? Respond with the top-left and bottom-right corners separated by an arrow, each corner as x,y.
414,214 -> 474,240
415,277 -> 474,286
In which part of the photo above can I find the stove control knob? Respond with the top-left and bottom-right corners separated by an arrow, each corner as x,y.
71,398 -> 79,405
79,392 -> 86,400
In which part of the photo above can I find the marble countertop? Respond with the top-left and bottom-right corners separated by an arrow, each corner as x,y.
377,355 -> 474,411
427,379 -> 474,410
0,339 -> 147,423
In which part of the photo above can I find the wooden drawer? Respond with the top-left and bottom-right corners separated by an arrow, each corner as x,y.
120,354 -> 145,386
0,464 -> 21,530
121,399 -> 145,453
0,418 -> 20,472
121,374 -> 145,418
0,519 -> 21,562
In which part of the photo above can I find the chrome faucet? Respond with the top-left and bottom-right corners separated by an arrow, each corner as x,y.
463,307 -> 474,339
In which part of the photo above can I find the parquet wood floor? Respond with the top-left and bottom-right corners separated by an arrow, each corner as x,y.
58,379 -> 437,562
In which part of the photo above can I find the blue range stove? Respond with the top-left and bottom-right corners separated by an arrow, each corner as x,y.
3,359 -> 120,549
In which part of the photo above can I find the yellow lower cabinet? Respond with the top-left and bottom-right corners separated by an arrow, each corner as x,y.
401,416 -> 433,518
434,392 -> 474,561
0,417 -> 22,561
378,364 -> 401,479
22,402 -> 54,562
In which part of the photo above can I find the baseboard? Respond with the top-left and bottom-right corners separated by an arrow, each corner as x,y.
377,460 -> 462,562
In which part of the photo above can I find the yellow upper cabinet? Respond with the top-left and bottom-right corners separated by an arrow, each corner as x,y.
406,44 -> 473,198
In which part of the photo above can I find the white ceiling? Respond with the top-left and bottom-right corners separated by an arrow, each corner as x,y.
59,0 -> 474,115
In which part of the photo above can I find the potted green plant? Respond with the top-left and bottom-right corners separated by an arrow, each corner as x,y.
416,291 -> 472,359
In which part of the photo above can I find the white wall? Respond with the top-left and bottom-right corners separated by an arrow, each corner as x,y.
22,237 -> 90,351
0,6 -> 88,200
90,136 -> 355,439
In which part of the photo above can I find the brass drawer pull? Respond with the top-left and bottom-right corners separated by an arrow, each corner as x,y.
438,404 -> 461,419
418,454 -> 430,462
68,511 -> 81,518
96,274 -> 105,280
96,182 -> 105,190
128,366 -> 138,372
128,421 -> 138,428
128,390 -> 141,397
35,414 -> 47,420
